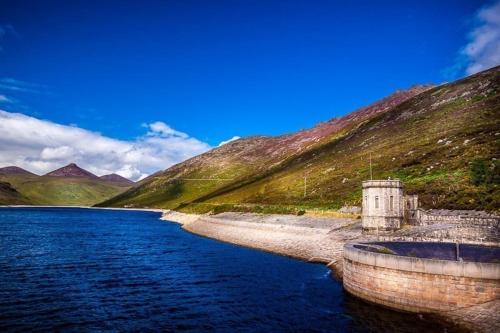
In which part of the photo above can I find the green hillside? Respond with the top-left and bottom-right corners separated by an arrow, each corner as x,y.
0,174 -> 132,206
99,67 -> 500,212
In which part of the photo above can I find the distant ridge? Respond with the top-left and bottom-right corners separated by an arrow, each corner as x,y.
0,166 -> 38,176
100,173 -> 134,185
0,163 -> 134,206
45,163 -> 99,179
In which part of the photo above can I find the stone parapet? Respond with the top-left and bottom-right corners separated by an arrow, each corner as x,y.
414,209 -> 500,228
362,180 -> 403,189
343,242 -> 500,313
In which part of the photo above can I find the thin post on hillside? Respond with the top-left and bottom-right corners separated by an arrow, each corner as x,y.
369,153 -> 373,180
304,176 -> 307,198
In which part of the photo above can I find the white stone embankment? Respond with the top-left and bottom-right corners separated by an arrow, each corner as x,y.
161,210 -> 363,277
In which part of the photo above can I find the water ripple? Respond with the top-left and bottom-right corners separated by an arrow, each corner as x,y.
0,207 -> 460,332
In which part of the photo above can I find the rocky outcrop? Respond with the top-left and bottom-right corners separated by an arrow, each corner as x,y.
45,163 -> 99,179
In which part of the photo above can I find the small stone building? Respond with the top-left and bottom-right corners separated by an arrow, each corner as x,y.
361,179 -> 500,240
362,180 -> 404,233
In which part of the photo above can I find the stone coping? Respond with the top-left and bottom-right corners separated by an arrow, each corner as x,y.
361,214 -> 404,218
344,242 -> 500,280
362,180 -> 402,188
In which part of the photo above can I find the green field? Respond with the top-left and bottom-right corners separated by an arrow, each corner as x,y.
0,174 -> 132,206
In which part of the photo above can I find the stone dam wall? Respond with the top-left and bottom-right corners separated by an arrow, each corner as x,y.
411,209 -> 500,228
402,209 -> 500,245
343,242 -> 500,313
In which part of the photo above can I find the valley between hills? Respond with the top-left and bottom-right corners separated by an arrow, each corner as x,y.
0,164 -> 133,206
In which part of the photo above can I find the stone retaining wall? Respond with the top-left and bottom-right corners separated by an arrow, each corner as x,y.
343,242 -> 500,313
380,226 -> 500,246
410,209 -> 500,228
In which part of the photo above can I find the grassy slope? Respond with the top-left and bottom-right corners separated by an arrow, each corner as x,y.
208,74 -> 499,211
99,87 -> 430,209
0,181 -> 30,205
0,174 -> 132,206
97,137 -> 275,208
100,67 -> 499,212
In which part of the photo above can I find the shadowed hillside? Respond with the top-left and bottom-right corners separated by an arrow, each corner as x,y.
99,67 -> 499,212
0,181 -> 29,205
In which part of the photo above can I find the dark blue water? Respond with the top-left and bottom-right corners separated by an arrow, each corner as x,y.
0,208 -> 459,332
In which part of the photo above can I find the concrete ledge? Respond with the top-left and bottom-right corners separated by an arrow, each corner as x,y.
362,180 -> 403,189
344,242 -> 500,280
343,241 -> 500,314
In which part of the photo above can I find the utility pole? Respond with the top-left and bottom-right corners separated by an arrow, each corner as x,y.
304,176 -> 307,198
369,152 -> 373,180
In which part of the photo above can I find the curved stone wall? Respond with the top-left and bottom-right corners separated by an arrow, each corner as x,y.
343,242 -> 500,313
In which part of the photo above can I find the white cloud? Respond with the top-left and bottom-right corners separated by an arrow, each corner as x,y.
0,25 -> 17,38
0,94 -> 13,103
0,78 -> 46,94
0,110 -> 212,181
40,146 -> 77,160
463,1 -> 500,75
218,136 -> 241,147
146,121 -> 189,138
0,24 -> 17,51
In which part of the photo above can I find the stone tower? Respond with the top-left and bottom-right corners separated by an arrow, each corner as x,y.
362,180 -> 404,233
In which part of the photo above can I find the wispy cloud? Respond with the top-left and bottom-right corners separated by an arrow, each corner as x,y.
0,94 -> 13,103
144,121 -> 189,139
464,0 -> 500,74
0,24 -> 18,51
0,24 -> 17,37
0,78 -> 48,94
218,136 -> 241,146
449,1 -> 500,77
0,110 -> 212,180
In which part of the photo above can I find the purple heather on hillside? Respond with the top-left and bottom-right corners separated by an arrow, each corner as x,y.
0,166 -> 38,176
44,163 -> 99,179
100,173 -> 134,185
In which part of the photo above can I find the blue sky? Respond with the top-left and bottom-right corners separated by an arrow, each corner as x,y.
0,0 -> 499,179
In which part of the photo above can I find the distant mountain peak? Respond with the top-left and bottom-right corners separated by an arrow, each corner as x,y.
100,173 -> 134,184
0,166 -> 38,176
45,163 -> 99,179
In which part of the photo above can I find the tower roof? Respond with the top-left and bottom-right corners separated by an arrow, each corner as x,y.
362,179 -> 402,189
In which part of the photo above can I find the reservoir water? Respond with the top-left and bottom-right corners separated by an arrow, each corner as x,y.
0,207 -> 459,332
